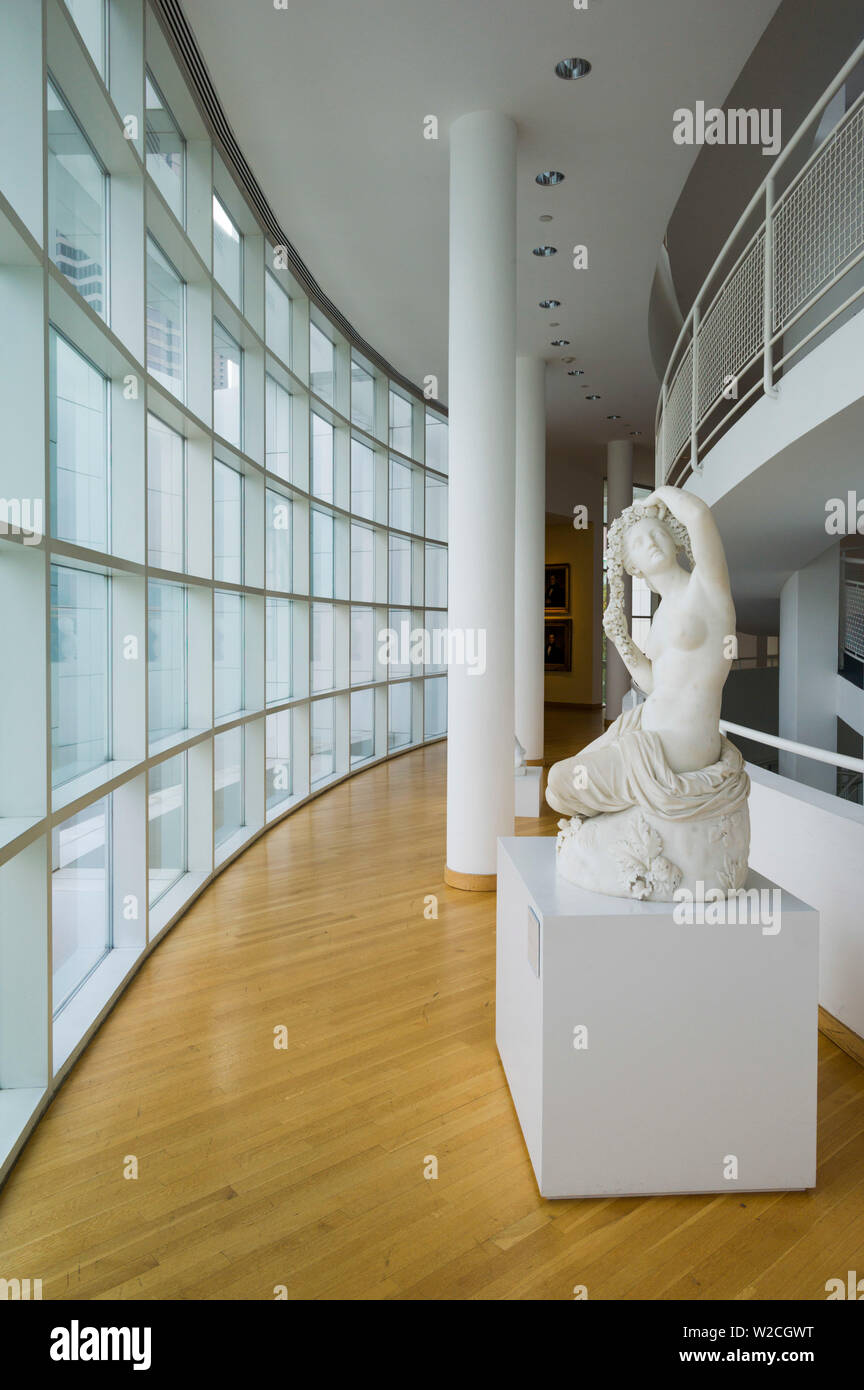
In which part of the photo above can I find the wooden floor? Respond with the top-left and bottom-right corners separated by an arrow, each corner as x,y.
2,706 -> 864,1300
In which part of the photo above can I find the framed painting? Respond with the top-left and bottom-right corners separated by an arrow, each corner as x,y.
544,619 -> 572,672
545,563 -> 570,614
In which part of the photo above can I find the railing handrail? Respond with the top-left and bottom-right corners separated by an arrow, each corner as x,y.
658,37 -> 864,419
720,719 -> 864,776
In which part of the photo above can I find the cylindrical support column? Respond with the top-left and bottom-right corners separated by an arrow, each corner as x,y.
514,356 -> 546,763
445,111 -> 517,890
604,438 -> 634,724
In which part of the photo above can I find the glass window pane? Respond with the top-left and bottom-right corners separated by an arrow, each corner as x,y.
425,412 -> 448,474
49,329 -> 108,550
213,320 -> 242,447
52,796 -> 111,1016
351,689 -> 375,764
389,535 -> 411,605
51,565 -> 109,787
633,574 -> 652,617
310,698 -> 335,786
351,357 -> 375,433
425,610 -> 448,674
351,523 -> 373,601
387,608 -> 410,679
389,457 -> 412,532
266,710 -> 292,813
147,413 -> 184,571
266,488 -> 292,592
389,389 -> 412,455
310,322 -> 335,403
266,598 -> 293,704
311,413 -> 333,502
312,509 -> 334,597
145,71 -> 185,222
65,0 -> 106,75
47,79 -> 107,318
214,727 -> 244,846
424,676 -> 447,738
213,194 -> 242,305
265,270 -> 292,365
148,753 -> 186,907
389,683 -> 412,750
632,575 -> 652,651
266,375 -> 292,480
425,543 -> 447,608
311,602 -> 334,692
214,459 -> 243,583
146,236 -> 185,399
425,474 -> 447,542
351,438 -> 374,519
148,580 -> 187,742
214,590 -> 244,717
351,606 -> 374,685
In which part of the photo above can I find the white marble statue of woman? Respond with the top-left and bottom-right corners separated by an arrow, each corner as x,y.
546,487 -> 750,901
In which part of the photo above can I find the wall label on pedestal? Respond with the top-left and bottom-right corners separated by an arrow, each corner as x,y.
526,907 -> 540,976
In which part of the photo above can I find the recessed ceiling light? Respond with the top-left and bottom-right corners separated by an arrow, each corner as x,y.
539,299 -> 561,309
630,429 -> 642,436
555,57 -> 592,80
539,214 -> 554,223
586,393 -> 601,400
536,170 -> 565,185
533,246 -> 557,257
551,338 -> 570,346
606,414 -> 621,420
567,369 -> 584,376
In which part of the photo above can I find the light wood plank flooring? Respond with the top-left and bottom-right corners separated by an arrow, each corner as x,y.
1,706 -> 863,1300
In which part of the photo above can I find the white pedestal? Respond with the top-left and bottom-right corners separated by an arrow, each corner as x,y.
496,836 -> 818,1198
514,766 -> 542,817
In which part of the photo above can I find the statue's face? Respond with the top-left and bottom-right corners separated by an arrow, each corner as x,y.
623,517 -> 677,579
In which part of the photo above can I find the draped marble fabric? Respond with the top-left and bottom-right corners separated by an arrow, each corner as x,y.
546,705 -> 750,824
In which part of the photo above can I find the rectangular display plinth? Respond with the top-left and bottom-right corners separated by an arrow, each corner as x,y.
496,836 -> 818,1198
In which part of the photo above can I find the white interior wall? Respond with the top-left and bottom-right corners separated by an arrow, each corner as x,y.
748,767 -> 864,1039
778,544 -> 840,792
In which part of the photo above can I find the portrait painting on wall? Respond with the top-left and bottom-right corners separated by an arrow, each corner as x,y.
544,619 -> 572,672
545,563 -> 570,614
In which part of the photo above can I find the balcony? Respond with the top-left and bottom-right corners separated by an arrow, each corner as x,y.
656,39 -> 864,489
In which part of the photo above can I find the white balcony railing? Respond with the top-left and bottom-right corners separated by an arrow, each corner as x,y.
843,577 -> 864,663
656,39 -> 864,486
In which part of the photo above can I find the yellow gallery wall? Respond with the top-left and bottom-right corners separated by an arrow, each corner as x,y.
544,518 -> 596,705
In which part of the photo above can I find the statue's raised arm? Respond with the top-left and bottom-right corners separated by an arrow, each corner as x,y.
644,486 -> 731,596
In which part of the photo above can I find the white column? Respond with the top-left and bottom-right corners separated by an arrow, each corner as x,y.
445,111 -> 517,889
605,438 -> 633,724
515,356 -> 546,762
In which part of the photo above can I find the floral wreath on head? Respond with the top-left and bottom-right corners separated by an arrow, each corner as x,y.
603,501 -> 694,655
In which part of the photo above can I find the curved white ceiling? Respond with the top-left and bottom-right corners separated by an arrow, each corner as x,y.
180,0 -> 781,470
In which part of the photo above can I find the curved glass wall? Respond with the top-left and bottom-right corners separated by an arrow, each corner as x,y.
0,0 -> 448,1178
